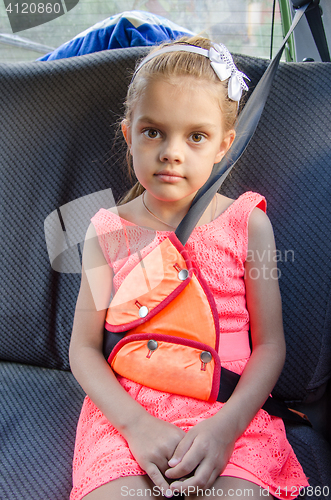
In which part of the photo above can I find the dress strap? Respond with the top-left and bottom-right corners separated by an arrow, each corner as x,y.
91,209 -> 132,267
218,192 -> 267,263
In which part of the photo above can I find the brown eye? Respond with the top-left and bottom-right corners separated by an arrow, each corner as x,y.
191,133 -> 203,143
144,129 -> 160,139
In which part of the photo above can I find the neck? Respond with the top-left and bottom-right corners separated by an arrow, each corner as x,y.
142,192 -> 191,229
141,191 -> 217,230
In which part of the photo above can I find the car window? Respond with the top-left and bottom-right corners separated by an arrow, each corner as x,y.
0,0 -> 283,63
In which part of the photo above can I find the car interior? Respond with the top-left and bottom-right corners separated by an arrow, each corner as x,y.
0,1 -> 330,498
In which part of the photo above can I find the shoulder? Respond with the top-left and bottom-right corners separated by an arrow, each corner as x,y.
217,191 -> 266,215
91,205 -> 127,233
247,207 -> 275,252
238,191 -> 266,212
214,191 -> 266,226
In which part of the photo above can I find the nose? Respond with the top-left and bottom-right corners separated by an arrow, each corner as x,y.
159,138 -> 184,164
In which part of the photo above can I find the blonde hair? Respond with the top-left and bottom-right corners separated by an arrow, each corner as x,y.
120,35 -> 239,204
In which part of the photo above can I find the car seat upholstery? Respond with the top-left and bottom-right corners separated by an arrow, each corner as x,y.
0,46 -> 330,499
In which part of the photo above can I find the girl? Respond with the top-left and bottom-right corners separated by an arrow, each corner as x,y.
69,36 -> 309,500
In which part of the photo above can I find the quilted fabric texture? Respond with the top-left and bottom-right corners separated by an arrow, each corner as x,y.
286,424 -> 331,492
0,362 -> 85,499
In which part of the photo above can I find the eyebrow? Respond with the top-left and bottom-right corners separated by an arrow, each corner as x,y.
136,116 -> 218,130
136,116 -> 159,125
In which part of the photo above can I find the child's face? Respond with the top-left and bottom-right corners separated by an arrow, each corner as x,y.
122,76 -> 235,204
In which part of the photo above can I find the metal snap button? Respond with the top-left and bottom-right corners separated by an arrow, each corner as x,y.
178,269 -> 189,281
200,351 -> 212,363
147,340 -> 158,351
139,305 -> 149,318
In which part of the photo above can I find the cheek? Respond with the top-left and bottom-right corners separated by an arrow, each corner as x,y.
131,150 -> 151,183
189,165 -> 213,187
132,138 -> 152,156
132,143 -> 160,172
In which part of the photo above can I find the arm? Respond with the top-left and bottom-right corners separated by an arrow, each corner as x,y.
69,223 -> 184,491
166,208 -> 286,492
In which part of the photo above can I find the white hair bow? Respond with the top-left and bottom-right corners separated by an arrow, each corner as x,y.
209,43 -> 249,101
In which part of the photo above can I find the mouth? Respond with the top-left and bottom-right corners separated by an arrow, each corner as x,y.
154,170 -> 184,183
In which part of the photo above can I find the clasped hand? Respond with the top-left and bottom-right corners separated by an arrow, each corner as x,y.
124,412 -> 236,496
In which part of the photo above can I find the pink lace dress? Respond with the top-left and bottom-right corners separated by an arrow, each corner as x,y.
70,191 -> 309,499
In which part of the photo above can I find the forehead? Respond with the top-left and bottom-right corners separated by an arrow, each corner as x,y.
133,75 -> 223,125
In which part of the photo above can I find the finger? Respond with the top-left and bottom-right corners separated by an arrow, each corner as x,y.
167,432 -> 194,468
166,439 -> 206,479
203,456 -> 229,490
205,468 -> 222,490
145,463 -> 173,497
169,458 -> 216,494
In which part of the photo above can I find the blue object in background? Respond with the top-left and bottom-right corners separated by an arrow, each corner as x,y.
38,11 -> 194,61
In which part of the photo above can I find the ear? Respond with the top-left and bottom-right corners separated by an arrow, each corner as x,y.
121,119 -> 132,149
214,129 -> 236,163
